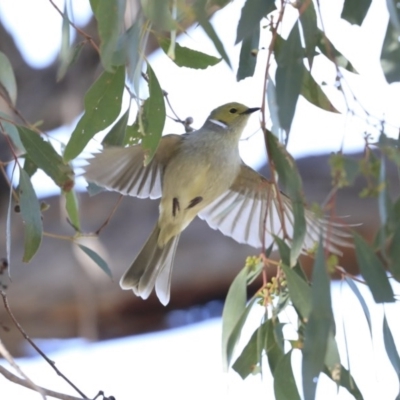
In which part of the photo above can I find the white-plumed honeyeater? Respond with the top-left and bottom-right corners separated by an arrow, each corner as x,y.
84,102 -> 350,305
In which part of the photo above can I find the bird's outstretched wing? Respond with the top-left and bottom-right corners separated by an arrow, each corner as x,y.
83,134 -> 184,199
198,163 -> 351,255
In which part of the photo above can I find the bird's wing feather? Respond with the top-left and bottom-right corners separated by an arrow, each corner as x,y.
198,163 -> 351,254
83,134 -> 183,199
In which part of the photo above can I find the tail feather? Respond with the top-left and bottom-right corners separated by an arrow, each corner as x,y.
120,225 -> 180,305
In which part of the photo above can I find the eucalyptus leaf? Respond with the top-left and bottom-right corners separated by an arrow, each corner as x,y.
102,109 -> 129,147
19,168 -> 43,262
298,0 -> 318,68
302,239 -> 333,400
64,65 -> 125,161
65,190 -> 80,231
235,0 -> 276,44
158,37 -> 221,69
353,232 -> 394,303
78,244 -> 112,278
141,63 -> 166,165
18,127 -> 74,191
0,51 -> 17,105
194,0 -> 231,67
381,20 -> 400,84
141,0 -> 176,30
92,0 -> 126,71
265,318 -> 284,374
237,26 -> 259,81
57,4 -> 72,81
383,315 -> 400,378
274,350 -> 301,400
341,0 -> 372,26
0,112 -> 25,152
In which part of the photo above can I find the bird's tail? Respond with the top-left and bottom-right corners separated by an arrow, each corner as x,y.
120,224 -> 180,305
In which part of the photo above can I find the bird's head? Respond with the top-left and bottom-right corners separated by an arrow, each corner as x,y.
204,102 -> 260,137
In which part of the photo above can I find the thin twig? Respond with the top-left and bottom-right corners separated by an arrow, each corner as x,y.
0,340 -> 46,399
0,365 -> 85,400
0,291 -> 88,399
95,194 -> 124,235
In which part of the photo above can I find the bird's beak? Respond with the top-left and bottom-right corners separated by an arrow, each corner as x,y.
241,107 -> 260,115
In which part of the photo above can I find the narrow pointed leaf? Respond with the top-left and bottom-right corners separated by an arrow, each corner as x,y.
102,109 -> 129,147
222,266 -> 248,371
235,0 -> 276,44
381,20 -> 400,83
232,320 -> 269,379
19,169 -> 43,262
141,63 -> 166,165
345,277 -> 372,336
302,239 -> 333,400
383,315 -> 400,383
324,329 -> 341,384
57,4 -> 72,81
266,130 -> 306,265
353,232 -> 394,303
18,127 -> 74,191
158,37 -> 221,69
298,0 -> 318,68
281,263 -> 311,320
275,23 -> 304,133
322,365 -> 363,400
140,0 -> 176,30
78,244 -> 112,278
93,0 -> 126,71
341,0 -> 372,26
389,223 -> 400,281
0,51 -> 17,105
316,30 -> 358,73
301,69 -> 338,113
124,119 -> 141,146
64,66 -> 125,161
266,318 -> 284,374
194,0 -> 231,67
386,0 -> 400,32
6,164 -> 16,268
274,350 -> 301,400
0,112 -> 25,152
65,190 -> 80,231
237,26 -> 259,81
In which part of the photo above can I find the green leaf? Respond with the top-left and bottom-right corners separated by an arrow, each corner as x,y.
275,22 -> 304,133
298,0 -> 318,68
389,224 -> 400,281
141,63 -> 166,165
383,315 -> 400,378
23,155 -> 38,178
0,51 -> 17,105
140,0 -> 176,30
92,0 -> 126,71
274,350 -> 301,400
386,0 -> 400,32
381,20 -> 400,83
57,4 -> 72,81
194,0 -> 231,67
102,109 -> 129,147
0,112 -> 25,152
353,232 -> 395,303
324,329 -> 341,384
19,168 -> 43,262
302,239 -> 333,400
158,37 -> 221,69
64,190 -> 80,231
77,244 -> 112,278
64,65 -> 125,161
18,127 -> 74,191
316,30 -> 358,73
237,26 -> 259,81
124,118 -> 141,146
281,263 -> 311,321
235,0 -> 276,44
301,69 -> 339,113
222,267 -> 247,371
6,164 -> 16,266
232,319 -> 269,379
345,277 -> 372,336
265,318 -> 284,374
341,0 -> 372,25
266,130 -> 306,265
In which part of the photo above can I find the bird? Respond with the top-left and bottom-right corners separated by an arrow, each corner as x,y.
84,102 -> 349,305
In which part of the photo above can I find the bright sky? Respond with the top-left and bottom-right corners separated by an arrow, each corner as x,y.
1,0 -> 400,399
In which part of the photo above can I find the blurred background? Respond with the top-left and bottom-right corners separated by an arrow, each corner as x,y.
0,0 -> 399,399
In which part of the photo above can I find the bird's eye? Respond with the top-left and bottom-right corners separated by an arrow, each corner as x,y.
229,108 -> 238,114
